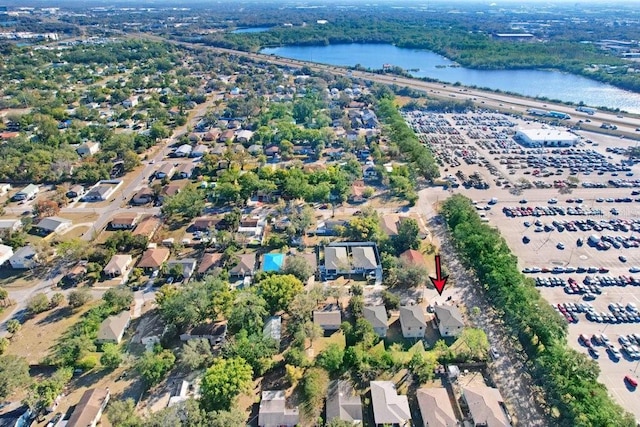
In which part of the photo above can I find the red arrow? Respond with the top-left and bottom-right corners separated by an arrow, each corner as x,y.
430,254 -> 448,296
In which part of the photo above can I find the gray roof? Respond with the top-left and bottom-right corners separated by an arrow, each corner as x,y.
417,388 -> 458,427
351,246 -> 377,269
434,305 -> 465,329
363,305 -> 388,330
324,246 -> 348,270
36,216 -> 71,232
313,307 -> 342,329
0,218 -> 21,230
370,381 -> 411,425
85,184 -> 112,198
326,380 -> 363,424
400,305 -> 427,329
258,390 -> 299,427
167,258 -> 197,278
463,386 -> 511,427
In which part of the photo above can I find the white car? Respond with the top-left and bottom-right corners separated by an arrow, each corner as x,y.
489,347 -> 500,360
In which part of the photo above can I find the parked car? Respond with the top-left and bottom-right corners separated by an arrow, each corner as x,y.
625,375 -> 638,388
489,347 -> 500,360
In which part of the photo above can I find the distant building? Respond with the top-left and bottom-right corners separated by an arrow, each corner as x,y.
515,128 -> 579,147
494,33 -> 534,41
76,141 -> 100,157
263,316 -> 282,348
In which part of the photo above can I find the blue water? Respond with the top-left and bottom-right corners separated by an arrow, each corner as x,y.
261,43 -> 640,114
232,27 -> 271,34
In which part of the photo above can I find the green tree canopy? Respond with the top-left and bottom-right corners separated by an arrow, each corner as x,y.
256,274 -> 304,314
200,357 -> 253,412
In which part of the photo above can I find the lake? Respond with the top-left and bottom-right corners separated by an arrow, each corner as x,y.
261,43 -> 640,114
232,27 -> 271,34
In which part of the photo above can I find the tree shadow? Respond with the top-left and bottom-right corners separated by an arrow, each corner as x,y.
37,307 -> 72,326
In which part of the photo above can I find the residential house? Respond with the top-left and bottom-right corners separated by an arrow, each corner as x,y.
237,217 -> 265,246
0,244 -> 13,266
462,386 -> 511,427
96,311 -> 132,344
159,183 -> 181,203
197,252 -> 223,276
191,216 -> 220,232
132,216 -> 162,239
131,187 -> 155,205
315,219 -> 347,236
247,144 -> 262,155
137,247 -> 170,271
0,131 -> 19,140
263,316 -> 282,348
262,253 -> 285,272
219,129 -> 235,143
236,129 -> 254,143
155,163 -> 175,179
62,263 -> 87,286
363,305 -> 388,338
210,144 -> 226,156
265,145 -> 280,158
203,129 -> 220,142
258,390 -> 300,427
83,184 -> 115,202
321,243 -> 382,283
122,96 -> 138,108
349,180 -> 367,203
0,218 -> 22,233
399,305 -> 427,339
370,381 -> 411,426
326,380 -> 363,425
66,185 -> 85,199
363,164 -> 378,180
180,321 -> 227,346
190,144 -> 208,157
103,254 -> 133,279
109,213 -> 139,230
229,253 -> 257,278
434,305 -> 465,337
12,183 -> 39,201
9,246 -> 38,269
174,144 -> 193,157
35,216 -> 72,236
381,215 -> 400,237
400,249 -> 428,268
76,141 -> 100,157
66,388 -> 110,427
417,388 -> 458,427
313,305 -> 342,332
351,245 -> 378,274
188,133 -> 200,143
167,258 -> 197,280
175,163 -> 195,179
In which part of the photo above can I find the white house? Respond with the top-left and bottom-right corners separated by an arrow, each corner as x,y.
35,216 -> 72,235
96,311 -> 132,344
12,184 -> 39,201
76,141 -> 100,157
0,218 -> 22,233
370,381 -> 411,426
103,254 -> 133,282
0,244 -> 14,266
122,96 -> 138,108
0,183 -> 11,196
363,305 -> 388,338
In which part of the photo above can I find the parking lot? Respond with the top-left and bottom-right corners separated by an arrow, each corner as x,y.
408,110 -> 640,420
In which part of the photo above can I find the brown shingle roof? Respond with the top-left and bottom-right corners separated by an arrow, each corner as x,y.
132,216 -> 162,238
137,247 -> 170,269
198,252 -> 223,274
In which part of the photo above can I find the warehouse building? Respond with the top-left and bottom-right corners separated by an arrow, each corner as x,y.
515,128 -> 579,147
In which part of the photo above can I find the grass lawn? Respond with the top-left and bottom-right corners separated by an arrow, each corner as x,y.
6,301 -> 99,364
0,268 -> 43,290
307,330 -> 346,360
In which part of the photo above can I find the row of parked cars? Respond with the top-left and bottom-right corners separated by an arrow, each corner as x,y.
504,205 -> 604,217
523,266 -> 609,274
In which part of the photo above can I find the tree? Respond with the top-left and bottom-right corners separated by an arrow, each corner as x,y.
33,199 -> 60,219
256,274 -> 304,314
50,292 -> 65,308
142,399 -> 246,427
106,398 -> 141,427
410,350 -> 438,384
288,204 -> 314,237
285,364 -> 304,387
393,218 -> 421,254
227,291 -> 268,335
455,328 -> 490,361
161,184 -> 205,221
27,293 -> 50,315
283,256 -> 314,282
6,319 -> 21,335
200,357 -> 253,412
381,290 -> 400,311
68,288 -> 92,309
300,367 -> 329,423
316,343 -> 345,374
0,288 -> 9,307
55,239 -> 88,263
223,330 -> 277,376
102,287 -> 134,312
23,367 -> 72,413
0,355 -> 30,400
0,338 -> 8,355
100,343 -> 123,369
136,349 -> 176,387
300,321 -> 323,349
180,338 -> 212,370
394,263 -> 429,288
